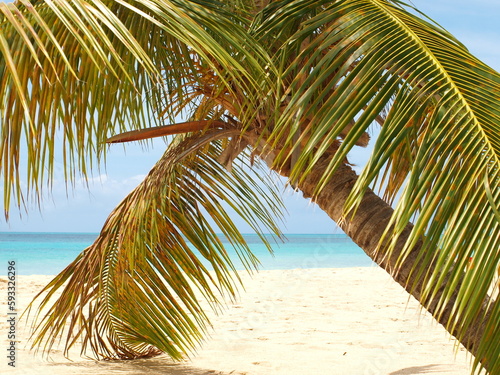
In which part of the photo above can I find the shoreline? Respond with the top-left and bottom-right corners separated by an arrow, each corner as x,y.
1,267 -> 481,374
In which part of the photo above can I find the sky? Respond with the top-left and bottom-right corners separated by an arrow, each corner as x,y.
2,0 -> 500,234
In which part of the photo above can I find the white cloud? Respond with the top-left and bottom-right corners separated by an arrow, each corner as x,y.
2,140 -> 162,232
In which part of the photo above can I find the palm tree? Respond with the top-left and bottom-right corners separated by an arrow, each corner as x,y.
1,0 -> 499,373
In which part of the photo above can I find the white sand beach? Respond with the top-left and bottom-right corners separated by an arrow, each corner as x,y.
1,267 -> 481,375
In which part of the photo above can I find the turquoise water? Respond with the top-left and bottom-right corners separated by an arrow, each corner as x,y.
0,232 -> 374,275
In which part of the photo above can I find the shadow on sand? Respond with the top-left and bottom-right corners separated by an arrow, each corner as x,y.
390,364 -> 457,375
42,355 -> 239,375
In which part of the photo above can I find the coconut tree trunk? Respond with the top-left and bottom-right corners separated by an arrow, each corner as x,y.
269,152 -> 492,371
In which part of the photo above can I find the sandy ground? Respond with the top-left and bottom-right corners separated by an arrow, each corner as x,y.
0,267 -> 483,375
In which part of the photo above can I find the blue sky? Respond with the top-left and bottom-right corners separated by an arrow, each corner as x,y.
3,0 -> 500,233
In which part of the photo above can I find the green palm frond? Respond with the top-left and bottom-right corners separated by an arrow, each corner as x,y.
28,131 -> 283,359
258,1 -> 500,372
0,0 -> 274,217
3,0 -> 500,373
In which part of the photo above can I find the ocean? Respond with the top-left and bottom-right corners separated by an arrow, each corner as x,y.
0,232 -> 374,275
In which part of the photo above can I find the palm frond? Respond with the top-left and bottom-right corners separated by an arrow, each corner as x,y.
4,0 -> 500,372
258,1 -> 500,372
27,131 -> 284,359
0,0 -> 275,217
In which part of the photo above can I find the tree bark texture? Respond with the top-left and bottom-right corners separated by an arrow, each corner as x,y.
270,153 -> 493,371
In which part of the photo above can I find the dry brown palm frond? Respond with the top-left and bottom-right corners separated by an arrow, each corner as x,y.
28,131 -> 284,360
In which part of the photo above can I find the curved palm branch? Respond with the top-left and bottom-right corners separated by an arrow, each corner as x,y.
2,0 -> 500,373
28,130 -> 284,359
0,0 -> 273,216
257,1 -> 500,372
